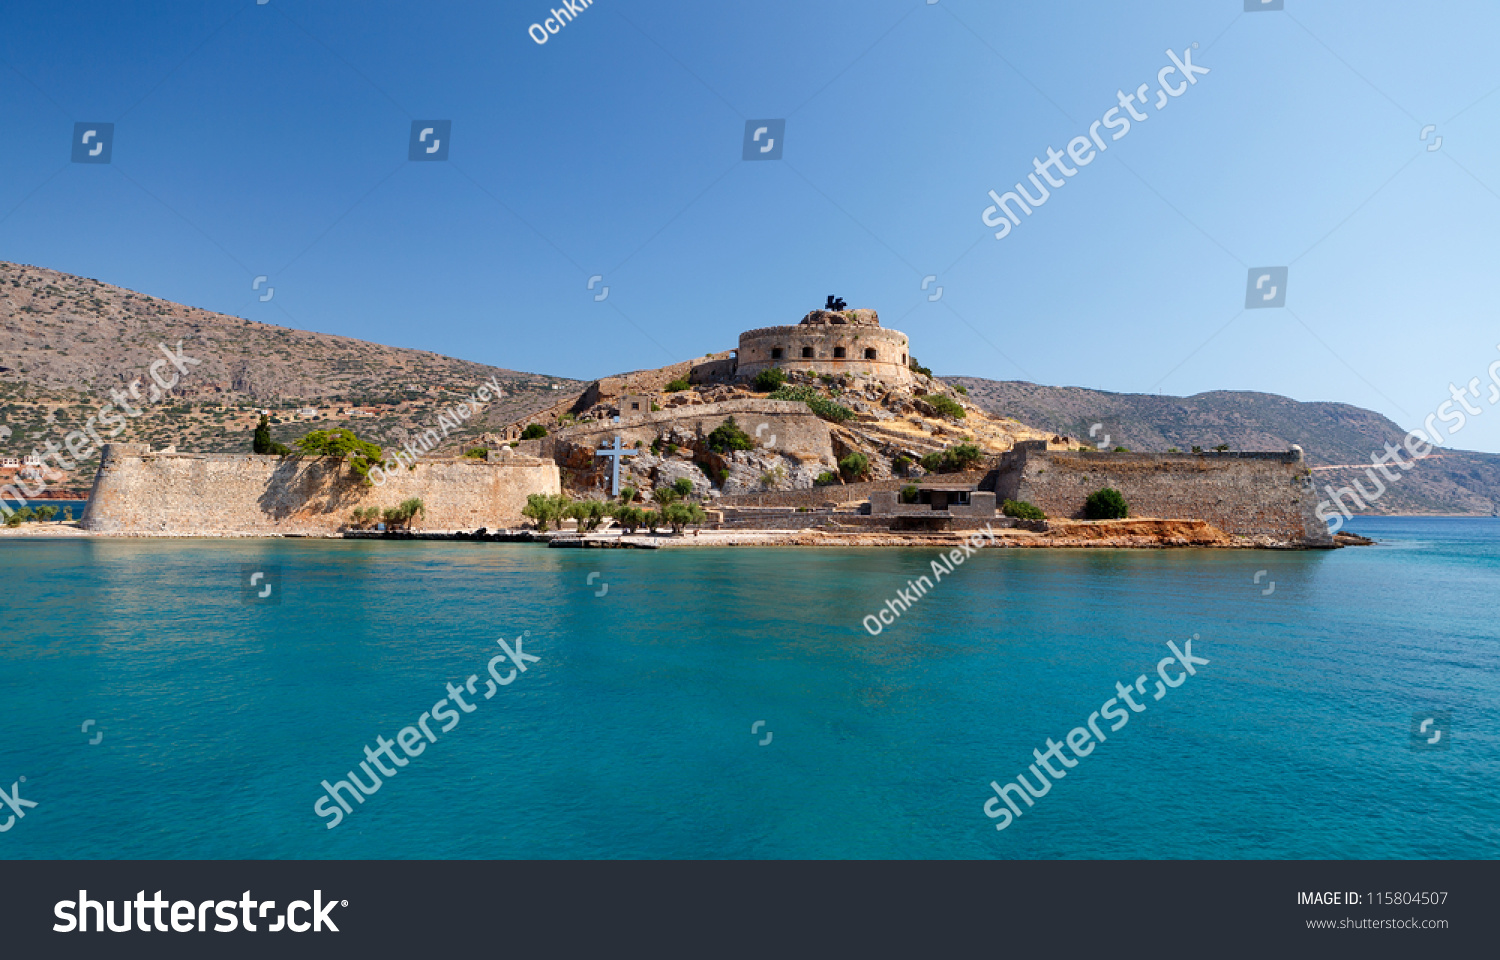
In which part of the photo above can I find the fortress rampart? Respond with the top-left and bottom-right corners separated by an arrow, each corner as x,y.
996,442 -> 1329,544
81,444 -> 560,536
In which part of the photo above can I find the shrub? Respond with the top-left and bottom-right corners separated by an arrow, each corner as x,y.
707,416 -> 755,454
672,477 -> 694,498
909,356 -> 933,377
652,486 -> 679,507
892,455 -> 913,475
664,378 -> 690,392
651,403 -> 661,412
1213,444 -> 1230,452
1113,446 -> 1129,453
951,383 -> 968,396
1001,498 -> 1046,520
619,486 -> 638,505
814,471 -> 837,487
766,385 -> 853,423
1083,487 -> 1129,520
927,395 -> 966,419
900,484 -> 919,504
920,443 -> 984,474
3,512 -> 22,528
752,367 -> 787,392
464,447 -> 488,459
521,424 -> 547,440
293,428 -> 382,485
838,452 -> 870,481
63,506 -> 73,522
1167,447 -> 1180,453
1190,446 -> 1202,454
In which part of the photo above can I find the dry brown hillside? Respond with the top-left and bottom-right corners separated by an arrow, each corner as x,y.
0,261 -> 582,491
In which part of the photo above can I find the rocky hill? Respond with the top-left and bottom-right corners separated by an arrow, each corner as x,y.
0,261 -> 583,491
949,377 -> 1500,515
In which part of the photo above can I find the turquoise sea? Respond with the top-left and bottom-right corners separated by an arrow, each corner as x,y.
1,516 -> 1496,859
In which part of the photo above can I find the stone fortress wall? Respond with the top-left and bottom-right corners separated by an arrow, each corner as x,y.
81,444 -> 560,536
736,309 -> 912,386
542,399 -> 832,461
996,441 -> 1330,544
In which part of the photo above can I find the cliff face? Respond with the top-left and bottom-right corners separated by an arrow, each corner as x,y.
81,444 -> 559,535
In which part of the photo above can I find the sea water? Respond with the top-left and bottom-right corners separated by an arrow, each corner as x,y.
0,516 -> 1495,859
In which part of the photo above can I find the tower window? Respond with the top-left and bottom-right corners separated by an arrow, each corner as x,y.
771,348 -> 783,360
833,347 -> 846,359
864,348 -> 877,360
802,346 -> 814,358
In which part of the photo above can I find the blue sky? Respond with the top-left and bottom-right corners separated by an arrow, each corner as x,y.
4,1 -> 1500,451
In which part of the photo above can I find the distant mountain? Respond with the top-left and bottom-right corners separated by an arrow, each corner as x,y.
948,377 -> 1500,516
0,261 -> 583,490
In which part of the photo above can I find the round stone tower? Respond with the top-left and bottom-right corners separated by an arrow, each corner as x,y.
736,308 -> 912,387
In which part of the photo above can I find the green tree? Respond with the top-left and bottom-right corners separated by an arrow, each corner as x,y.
35,505 -> 58,521
672,477 -> 694,498
706,416 -> 755,453
892,455 -> 913,476
752,367 -> 787,392
612,505 -> 644,533
1083,487 -> 1129,520
381,498 -> 426,531
464,447 -> 488,459
814,471 -> 837,486
569,499 -> 609,532
641,510 -> 661,533
252,414 -> 290,456
900,484 -> 919,503
522,493 -> 570,531
662,501 -> 707,533
521,424 -> 547,440
664,378 -> 691,392
294,428 -> 383,485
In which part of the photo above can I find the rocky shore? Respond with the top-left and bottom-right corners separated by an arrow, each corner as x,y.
0,517 -> 1372,548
